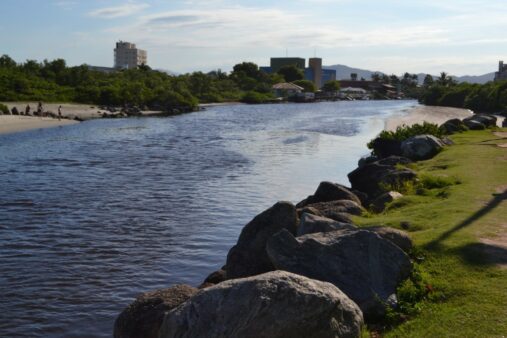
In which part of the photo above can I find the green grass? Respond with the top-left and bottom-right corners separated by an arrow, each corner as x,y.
353,129 -> 507,337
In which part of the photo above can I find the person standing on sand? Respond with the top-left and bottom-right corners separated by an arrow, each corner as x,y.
37,101 -> 43,117
58,105 -> 62,121
25,104 -> 30,116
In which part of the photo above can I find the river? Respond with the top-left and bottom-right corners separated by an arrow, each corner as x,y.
0,100 -> 416,337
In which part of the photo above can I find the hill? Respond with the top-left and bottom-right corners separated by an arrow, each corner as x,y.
324,64 -> 495,84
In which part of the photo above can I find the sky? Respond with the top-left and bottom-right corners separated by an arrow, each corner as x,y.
1,0 -> 507,76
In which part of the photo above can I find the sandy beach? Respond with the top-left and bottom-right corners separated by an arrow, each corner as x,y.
0,115 -> 78,135
385,105 -> 474,131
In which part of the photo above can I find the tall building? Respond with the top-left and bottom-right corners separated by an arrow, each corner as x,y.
114,41 -> 147,69
494,61 -> 507,81
270,57 -> 306,72
308,58 -> 322,88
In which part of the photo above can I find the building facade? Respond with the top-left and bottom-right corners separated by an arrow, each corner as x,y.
114,41 -> 147,69
270,57 -> 306,72
494,61 -> 507,81
261,57 -> 336,89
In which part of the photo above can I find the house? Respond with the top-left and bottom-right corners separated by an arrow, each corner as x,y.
272,82 -> 304,98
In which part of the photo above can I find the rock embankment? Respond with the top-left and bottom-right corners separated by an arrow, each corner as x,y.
114,112 -> 500,337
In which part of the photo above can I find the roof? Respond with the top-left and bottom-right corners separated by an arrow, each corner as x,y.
340,87 -> 367,93
272,82 -> 304,90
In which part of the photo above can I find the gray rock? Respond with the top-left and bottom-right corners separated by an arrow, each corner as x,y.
305,199 -> 365,216
296,181 -> 362,208
225,201 -> 298,279
298,213 -> 357,236
198,269 -> 227,289
159,271 -> 364,338
296,206 -> 322,218
370,191 -> 403,213
463,118 -> 486,130
348,162 -> 417,198
502,118 -> 507,128
440,118 -> 467,134
369,137 -> 402,158
267,229 -> 412,320
471,114 -> 497,127
376,155 -> 412,166
114,284 -> 197,338
401,134 -> 445,161
358,155 -> 378,168
366,226 -> 413,253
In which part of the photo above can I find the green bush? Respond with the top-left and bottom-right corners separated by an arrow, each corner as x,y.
0,103 -> 8,114
367,122 -> 444,149
241,91 -> 273,104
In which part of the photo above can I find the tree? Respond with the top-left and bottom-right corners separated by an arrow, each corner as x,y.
0,54 -> 17,68
292,80 -> 316,92
423,74 -> 434,87
371,73 -> 382,82
277,65 -> 304,82
322,80 -> 340,92
436,72 -> 456,87
350,73 -> 358,81
232,62 -> 261,79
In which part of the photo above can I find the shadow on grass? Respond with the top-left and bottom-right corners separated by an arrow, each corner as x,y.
453,242 -> 507,268
425,188 -> 507,250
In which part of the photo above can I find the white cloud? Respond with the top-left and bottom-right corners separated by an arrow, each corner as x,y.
89,2 -> 149,19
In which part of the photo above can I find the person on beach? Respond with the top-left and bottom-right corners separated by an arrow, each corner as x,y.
58,105 -> 62,121
25,104 -> 30,116
37,101 -> 43,117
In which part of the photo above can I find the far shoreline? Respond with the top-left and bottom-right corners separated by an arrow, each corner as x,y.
0,100 -> 487,136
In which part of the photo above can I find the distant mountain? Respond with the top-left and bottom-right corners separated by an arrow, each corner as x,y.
324,64 -> 495,84
455,72 -> 495,84
323,64 -> 383,81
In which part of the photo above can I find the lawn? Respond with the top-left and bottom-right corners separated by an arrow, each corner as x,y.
354,129 -> 507,337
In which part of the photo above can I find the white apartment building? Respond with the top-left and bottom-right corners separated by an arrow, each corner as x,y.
114,41 -> 147,69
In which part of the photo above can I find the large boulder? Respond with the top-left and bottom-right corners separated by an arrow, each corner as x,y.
463,118 -> 486,130
305,199 -> 365,216
440,118 -> 468,134
114,284 -> 197,338
159,271 -> 364,338
348,162 -> 417,198
296,181 -> 362,207
471,114 -> 497,128
225,201 -> 298,279
375,155 -> 412,166
366,226 -> 413,253
267,229 -> 412,320
369,137 -> 402,158
370,191 -> 403,213
298,213 -> 357,236
400,135 -> 445,161
198,269 -> 227,289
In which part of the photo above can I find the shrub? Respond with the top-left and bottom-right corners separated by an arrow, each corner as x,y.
0,103 -> 8,114
241,91 -> 273,104
367,122 -> 444,150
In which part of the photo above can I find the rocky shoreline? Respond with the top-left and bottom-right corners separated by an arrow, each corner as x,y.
113,112 -> 502,338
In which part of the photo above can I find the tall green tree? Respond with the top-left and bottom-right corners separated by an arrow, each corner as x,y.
277,65 -> 304,82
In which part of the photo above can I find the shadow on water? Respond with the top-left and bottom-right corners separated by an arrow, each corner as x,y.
424,188 -> 507,250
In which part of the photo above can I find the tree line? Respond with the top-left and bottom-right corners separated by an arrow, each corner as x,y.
419,72 -> 507,113
0,55 -> 318,109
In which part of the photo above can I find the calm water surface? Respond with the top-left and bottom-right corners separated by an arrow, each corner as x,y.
0,100 -> 416,337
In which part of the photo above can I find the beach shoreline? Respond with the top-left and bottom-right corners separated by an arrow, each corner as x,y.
0,115 -> 78,135
384,105 -> 473,131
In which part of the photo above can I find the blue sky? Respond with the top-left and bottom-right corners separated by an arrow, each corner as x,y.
1,0 -> 507,76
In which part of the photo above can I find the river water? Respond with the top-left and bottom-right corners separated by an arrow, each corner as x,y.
0,100 -> 416,337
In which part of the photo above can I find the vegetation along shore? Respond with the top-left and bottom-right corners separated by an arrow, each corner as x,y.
113,113 -> 506,337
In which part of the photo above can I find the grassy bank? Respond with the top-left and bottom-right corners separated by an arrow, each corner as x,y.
354,129 -> 507,337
